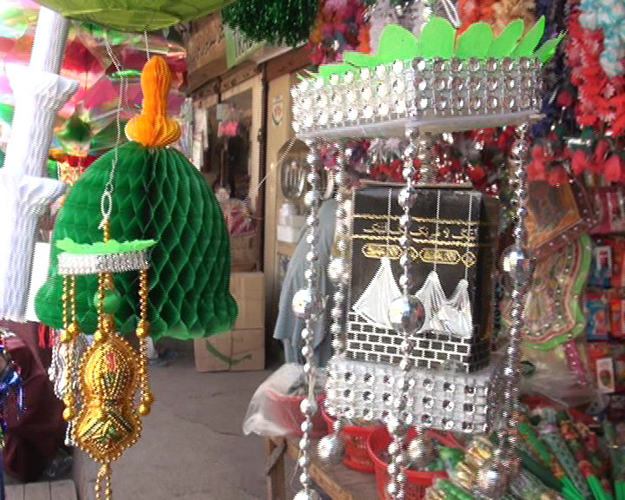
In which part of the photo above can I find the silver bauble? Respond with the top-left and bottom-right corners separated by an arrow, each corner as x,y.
407,435 -> 435,469
328,258 -> 347,284
293,490 -> 321,500
501,246 -> 533,287
317,434 -> 345,465
476,459 -> 504,497
388,295 -> 425,333
292,289 -> 321,319
397,186 -> 418,210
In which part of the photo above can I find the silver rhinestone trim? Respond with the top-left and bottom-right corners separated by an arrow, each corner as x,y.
325,356 -> 505,434
292,58 -> 542,138
57,250 -> 150,275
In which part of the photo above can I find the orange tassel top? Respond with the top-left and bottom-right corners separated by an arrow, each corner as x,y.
125,56 -> 181,148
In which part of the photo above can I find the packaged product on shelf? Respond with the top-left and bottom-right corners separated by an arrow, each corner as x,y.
586,293 -> 611,340
611,295 -> 625,339
611,238 -> 625,288
588,245 -> 613,288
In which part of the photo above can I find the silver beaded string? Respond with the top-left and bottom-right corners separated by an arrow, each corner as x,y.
386,129 -> 425,500
293,139 -> 323,500
416,133 -> 436,183
318,143 -> 350,464
484,123 -> 531,498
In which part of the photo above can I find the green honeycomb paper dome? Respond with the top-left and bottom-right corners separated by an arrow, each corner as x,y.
35,141 -> 238,340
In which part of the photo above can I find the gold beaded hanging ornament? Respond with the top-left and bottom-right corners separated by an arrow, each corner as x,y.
57,43 -> 163,500
58,233 -> 156,500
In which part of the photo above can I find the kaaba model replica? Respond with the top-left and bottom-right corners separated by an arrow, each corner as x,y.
288,16 -> 561,500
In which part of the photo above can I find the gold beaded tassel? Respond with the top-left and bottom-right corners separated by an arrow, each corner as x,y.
95,463 -> 112,500
61,274 -> 80,426
136,268 -> 153,416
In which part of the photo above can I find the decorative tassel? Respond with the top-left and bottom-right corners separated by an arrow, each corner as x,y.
125,57 -> 181,148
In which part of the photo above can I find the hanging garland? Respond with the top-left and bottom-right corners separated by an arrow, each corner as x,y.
222,0 -> 320,46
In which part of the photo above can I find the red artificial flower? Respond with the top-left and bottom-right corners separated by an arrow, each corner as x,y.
572,149 -> 590,175
557,90 -> 574,108
605,155 -> 623,183
467,165 -> 486,183
548,165 -> 569,187
594,139 -> 611,173
527,159 -> 547,182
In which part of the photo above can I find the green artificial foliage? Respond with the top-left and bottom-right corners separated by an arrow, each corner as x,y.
33,0 -> 235,31
0,149 -> 4,168
57,113 -> 93,145
35,141 -> 238,341
222,0 -> 319,46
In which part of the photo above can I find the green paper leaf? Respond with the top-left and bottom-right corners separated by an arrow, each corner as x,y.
534,33 -> 565,64
419,16 -> 455,59
488,19 -> 524,57
513,16 -> 546,57
376,24 -> 420,62
455,22 -> 493,59
56,237 -> 156,255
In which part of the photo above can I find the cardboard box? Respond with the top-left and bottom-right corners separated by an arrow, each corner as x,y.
231,272 -> 265,330
194,329 -> 265,372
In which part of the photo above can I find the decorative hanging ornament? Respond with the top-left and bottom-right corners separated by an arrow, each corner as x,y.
35,57 -> 237,341
32,0 -> 236,32
291,15 -> 559,500
57,232 -> 156,500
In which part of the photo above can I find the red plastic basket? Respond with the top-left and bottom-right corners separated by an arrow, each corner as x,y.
367,428 -> 447,500
267,391 -> 327,438
321,408 -> 382,473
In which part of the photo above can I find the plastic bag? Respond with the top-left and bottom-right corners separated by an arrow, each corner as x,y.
243,364 -> 327,438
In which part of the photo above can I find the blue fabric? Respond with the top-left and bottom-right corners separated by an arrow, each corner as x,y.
273,199 -> 337,367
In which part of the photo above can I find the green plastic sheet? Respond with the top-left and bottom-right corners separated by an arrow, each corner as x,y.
33,0 -> 236,32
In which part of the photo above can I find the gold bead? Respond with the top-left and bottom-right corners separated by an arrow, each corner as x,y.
59,330 -> 72,344
63,407 -> 75,421
138,403 -> 151,416
93,408 -> 105,421
144,391 -> 155,404
66,323 -> 81,337
94,330 -> 106,343
102,316 -> 115,333
136,321 -> 150,338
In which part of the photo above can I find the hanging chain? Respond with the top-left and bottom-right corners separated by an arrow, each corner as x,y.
326,143 -> 350,443
494,123 -> 531,496
101,32 -> 129,228
294,139 -> 323,500
386,129 -> 421,500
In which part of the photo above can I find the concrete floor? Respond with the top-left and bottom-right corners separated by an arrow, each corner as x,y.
75,355 -> 272,500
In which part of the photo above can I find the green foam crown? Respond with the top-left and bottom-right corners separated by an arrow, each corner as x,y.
314,17 -> 563,79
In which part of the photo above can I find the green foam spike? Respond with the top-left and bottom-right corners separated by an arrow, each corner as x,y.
513,16 -> 546,57
488,19 -> 524,57
35,141 -> 238,341
376,23 -> 421,61
455,22 -> 493,59
534,33 -> 565,63
419,16 -> 455,59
